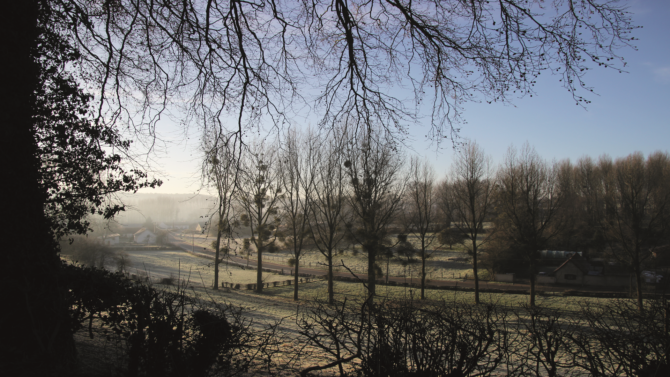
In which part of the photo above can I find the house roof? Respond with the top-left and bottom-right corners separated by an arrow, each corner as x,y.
554,253 -> 592,275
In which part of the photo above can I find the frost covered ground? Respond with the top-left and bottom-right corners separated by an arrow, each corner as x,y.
123,249 -> 289,288
175,232 -> 480,281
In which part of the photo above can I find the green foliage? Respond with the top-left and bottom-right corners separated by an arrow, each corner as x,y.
437,228 -> 467,250
34,13 -> 161,239
395,240 -> 416,266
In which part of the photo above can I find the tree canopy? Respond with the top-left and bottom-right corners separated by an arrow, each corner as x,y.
49,0 -> 636,143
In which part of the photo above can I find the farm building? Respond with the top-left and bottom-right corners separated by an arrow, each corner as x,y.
134,228 -> 157,244
537,253 -> 629,287
553,254 -> 602,285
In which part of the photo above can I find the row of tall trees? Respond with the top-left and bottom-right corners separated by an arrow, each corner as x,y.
201,125 -> 405,304
486,146 -> 670,310
204,133 -> 670,311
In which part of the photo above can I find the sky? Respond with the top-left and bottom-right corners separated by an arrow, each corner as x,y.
139,0 -> 670,195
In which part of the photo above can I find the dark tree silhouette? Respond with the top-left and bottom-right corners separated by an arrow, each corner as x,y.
308,130 -> 351,305
344,126 -> 405,303
202,129 -> 240,290
1,2 -> 158,373
402,157 -> 439,300
442,142 -> 496,304
278,128 -> 316,301
236,142 -> 283,293
493,144 -> 565,307
596,152 -> 670,312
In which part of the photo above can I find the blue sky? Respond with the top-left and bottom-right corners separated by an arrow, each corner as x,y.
142,0 -> 670,194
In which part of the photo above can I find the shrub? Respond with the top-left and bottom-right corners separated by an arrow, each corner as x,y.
298,298 -> 508,376
61,262 -> 277,376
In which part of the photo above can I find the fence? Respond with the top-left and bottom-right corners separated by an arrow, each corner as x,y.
220,276 -> 322,290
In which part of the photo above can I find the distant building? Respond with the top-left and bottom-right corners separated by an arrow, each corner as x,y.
537,253 -> 628,287
100,234 -> 120,246
540,250 -> 582,259
553,254 -> 602,285
134,228 -> 157,244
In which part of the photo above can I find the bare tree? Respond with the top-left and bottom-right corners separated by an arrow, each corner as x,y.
202,129 -> 240,290
309,130 -> 351,305
278,128 -> 315,301
344,126 -> 406,303
596,152 -> 670,312
444,142 -> 496,304
402,157 -> 439,300
236,142 -> 283,293
576,157 -> 602,223
494,143 -> 565,307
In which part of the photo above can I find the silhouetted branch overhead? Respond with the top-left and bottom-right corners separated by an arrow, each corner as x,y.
50,0 -> 635,143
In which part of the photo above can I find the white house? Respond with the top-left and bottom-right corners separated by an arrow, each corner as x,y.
134,228 -> 157,244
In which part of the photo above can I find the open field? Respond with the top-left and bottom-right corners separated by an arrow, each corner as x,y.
115,249 -> 623,323
172,232 -> 482,281
71,248 -> 657,377
120,249 -> 290,287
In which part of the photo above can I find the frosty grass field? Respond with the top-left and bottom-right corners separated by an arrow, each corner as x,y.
90,247 -> 617,376
121,246 -> 609,328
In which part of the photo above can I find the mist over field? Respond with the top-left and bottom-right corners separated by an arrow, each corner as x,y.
112,193 -> 216,225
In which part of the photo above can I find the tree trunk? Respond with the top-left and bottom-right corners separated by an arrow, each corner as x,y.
634,267 -> 644,313
473,243 -> 480,305
294,259 -> 299,300
1,1 -> 75,374
328,254 -> 334,305
257,245 -> 263,293
213,231 -> 222,290
529,262 -> 537,308
367,244 -> 376,304
420,253 -> 426,300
